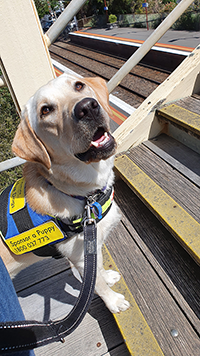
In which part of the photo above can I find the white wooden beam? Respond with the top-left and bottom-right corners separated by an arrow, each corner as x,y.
0,0 -> 55,112
114,46 -> 200,152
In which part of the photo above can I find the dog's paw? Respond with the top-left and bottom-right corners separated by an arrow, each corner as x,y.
104,270 -> 121,287
106,292 -> 130,314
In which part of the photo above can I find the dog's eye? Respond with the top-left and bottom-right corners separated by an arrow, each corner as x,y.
41,106 -> 52,117
75,82 -> 84,91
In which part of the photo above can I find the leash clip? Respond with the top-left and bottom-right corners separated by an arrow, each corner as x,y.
83,202 -> 96,226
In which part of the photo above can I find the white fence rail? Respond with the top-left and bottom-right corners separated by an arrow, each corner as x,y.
0,158 -> 26,173
44,0 -> 88,46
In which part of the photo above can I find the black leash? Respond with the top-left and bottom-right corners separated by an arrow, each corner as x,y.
0,205 -> 97,354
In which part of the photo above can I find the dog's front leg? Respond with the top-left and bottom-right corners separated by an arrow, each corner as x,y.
94,245 -> 130,314
61,236 -> 129,314
74,249 -> 130,314
95,271 -> 130,314
96,246 -> 121,287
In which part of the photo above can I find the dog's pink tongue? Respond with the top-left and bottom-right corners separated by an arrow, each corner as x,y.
95,135 -> 106,143
91,132 -> 109,148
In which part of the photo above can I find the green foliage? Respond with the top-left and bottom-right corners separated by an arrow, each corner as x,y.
34,0 -> 49,18
173,11 -> 200,31
162,0 -> 176,4
109,14 -> 117,23
147,0 -> 165,14
81,0 -> 135,17
81,0 -> 105,17
163,1 -> 176,13
135,5 -> 143,14
109,0 -> 135,14
0,81 -> 22,191
34,0 -> 60,18
122,15 -> 130,27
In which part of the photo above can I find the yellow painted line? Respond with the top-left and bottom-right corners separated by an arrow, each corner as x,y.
54,67 -> 62,77
102,245 -> 164,356
111,108 -> 127,126
158,104 -> 200,136
111,108 -> 127,122
115,155 -> 200,265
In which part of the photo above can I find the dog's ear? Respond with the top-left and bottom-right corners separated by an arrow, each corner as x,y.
12,109 -> 51,169
83,77 -> 113,117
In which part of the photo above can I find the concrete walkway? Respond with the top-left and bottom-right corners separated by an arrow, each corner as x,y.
82,27 -> 200,49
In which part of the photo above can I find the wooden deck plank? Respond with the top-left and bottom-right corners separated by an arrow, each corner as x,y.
107,179 -> 200,356
115,154 -> 200,264
33,312 -> 108,356
13,257 -> 70,292
16,259 -> 128,355
176,95 -> 200,116
104,343 -> 131,355
18,267 -> 82,322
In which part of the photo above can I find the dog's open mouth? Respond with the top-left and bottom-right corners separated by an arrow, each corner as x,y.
90,127 -> 110,148
75,127 -> 116,163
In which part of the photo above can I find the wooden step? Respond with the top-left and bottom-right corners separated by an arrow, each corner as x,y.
114,134 -> 200,265
111,179 -> 200,356
156,96 -> 200,153
157,102 -> 200,137
143,134 -> 200,188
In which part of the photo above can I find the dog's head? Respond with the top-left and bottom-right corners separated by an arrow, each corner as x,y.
12,74 -> 116,169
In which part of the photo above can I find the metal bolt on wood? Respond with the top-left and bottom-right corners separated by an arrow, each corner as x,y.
170,329 -> 179,337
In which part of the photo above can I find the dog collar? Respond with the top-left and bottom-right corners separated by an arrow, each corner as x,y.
0,178 -> 114,258
46,179 -> 107,201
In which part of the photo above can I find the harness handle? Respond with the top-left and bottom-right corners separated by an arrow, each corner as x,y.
0,221 -> 97,354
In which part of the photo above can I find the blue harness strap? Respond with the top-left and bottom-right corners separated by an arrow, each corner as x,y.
0,178 -> 114,259
0,180 -> 65,259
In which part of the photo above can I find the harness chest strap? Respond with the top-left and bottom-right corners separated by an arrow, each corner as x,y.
0,178 -> 114,258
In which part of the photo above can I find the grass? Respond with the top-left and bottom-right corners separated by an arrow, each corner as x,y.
0,76 -> 22,192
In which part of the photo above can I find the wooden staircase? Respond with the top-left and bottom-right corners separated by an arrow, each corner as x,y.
115,95 -> 200,265
111,45 -> 200,353
111,94 -> 200,354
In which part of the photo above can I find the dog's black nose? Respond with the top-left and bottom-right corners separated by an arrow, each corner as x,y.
74,97 -> 99,120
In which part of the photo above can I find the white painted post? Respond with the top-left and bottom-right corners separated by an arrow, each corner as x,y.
0,0 -> 55,112
0,76 -> 6,88
107,0 -> 195,93
0,157 -> 26,173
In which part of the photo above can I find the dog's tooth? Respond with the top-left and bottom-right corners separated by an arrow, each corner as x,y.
91,141 -> 99,147
104,132 -> 108,137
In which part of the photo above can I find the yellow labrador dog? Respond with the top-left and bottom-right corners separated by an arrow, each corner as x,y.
0,73 -> 129,314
